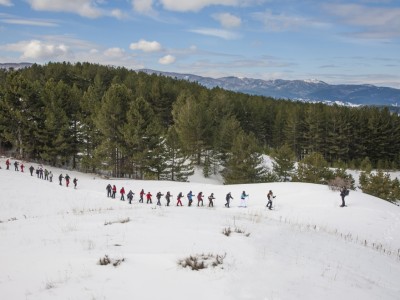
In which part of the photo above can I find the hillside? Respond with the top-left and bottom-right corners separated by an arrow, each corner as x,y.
1,158 -> 400,299
139,69 -> 400,106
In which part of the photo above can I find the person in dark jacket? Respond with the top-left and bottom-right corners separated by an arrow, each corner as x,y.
340,186 -> 348,207
165,191 -> 172,206
29,165 -> 34,176
156,191 -> 164,206
59,174 -> 64,186
73,178 -> 78,189
127,190 -> 134,204
65,174 -> 70,187
266,190 -> 275,210
208,193 -> 215,207
225,192 -> 233,208
14,161 -> 19,171
139,189 -> 145,203
106,184 -> 112,197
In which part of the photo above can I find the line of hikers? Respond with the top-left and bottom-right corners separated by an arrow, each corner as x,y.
3,159 -> 78,189
104,184 -> 262,208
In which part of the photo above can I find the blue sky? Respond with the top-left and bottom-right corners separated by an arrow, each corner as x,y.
0,0 -> 399,88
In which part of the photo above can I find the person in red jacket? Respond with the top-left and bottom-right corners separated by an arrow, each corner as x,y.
120,187 -> 125,201
6,159 -> 10,170
197,192 -> 204,206
146,191 -> 152,204
176,192 -> 183,206
20,164 -> 24,172
112,185 -> 117,198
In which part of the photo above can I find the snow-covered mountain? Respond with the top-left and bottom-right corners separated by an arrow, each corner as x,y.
140,69 -> 400,107
1,157 -> 400,300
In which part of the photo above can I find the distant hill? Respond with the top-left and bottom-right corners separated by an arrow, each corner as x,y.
0,62 -> 33,70
139,69 -> 400,107
2,63 -> 399,106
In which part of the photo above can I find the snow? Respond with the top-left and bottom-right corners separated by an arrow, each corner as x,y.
1,158 -> 400,300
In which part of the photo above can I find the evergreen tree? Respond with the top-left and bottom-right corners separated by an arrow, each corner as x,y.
223,131 -> 266,184
94,84 -> 131,177
293,152 -> 333,184
271,144 -> 296,181
162,127 -> 194,181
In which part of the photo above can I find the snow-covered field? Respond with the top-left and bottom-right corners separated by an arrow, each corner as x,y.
1,159 -> 400,300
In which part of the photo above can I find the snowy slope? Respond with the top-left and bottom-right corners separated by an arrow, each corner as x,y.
1,158 -> 400,300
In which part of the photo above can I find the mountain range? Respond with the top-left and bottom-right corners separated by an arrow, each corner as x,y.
140,69 -> 400,107
1,63 -> 399,106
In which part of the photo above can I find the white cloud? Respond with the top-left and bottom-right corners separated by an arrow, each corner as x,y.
1,39 -> 69,60
27,0 -> 102,18
189,28 -> 240,39
104,47 -> 125,58
131,0 -> 154,14
129,39 -> 162,52
0,0 -> 13,6
110,9 -> 126,20
159,54 -> 175,64
159,0 -> 256,12
213,12 -> 241,28
323,4 -> 400,39
252,10 -> 326,32
1,18 -> 58,27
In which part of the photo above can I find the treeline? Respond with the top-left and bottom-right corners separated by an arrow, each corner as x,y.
1,62 -> 400,183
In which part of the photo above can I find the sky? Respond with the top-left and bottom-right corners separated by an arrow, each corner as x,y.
0,0 -> 400,88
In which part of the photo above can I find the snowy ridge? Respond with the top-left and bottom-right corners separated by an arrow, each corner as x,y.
1,158 -> 400,300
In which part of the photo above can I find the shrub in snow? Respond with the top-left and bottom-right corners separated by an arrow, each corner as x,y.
98,255 -> 125,267
178,253 -> 226,271
104,217 -> 130,225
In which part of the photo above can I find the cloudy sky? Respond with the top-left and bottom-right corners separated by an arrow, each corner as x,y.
1,0 -> 399,88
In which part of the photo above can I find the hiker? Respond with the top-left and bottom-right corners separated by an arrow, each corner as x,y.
20,164 -> 24,172
225,192 -> 233,208
176,192 -> 184,206
165,191 -> 172,206
29,165 -> 34,176
266,190 -> 275,210
187,190 -> 194,206
44,169 -> 49,180
65,174 -> 70,187
14,161 -> 19,171
39,167 -> 43,179
139,189 -> 145,203
120,187 -> 125,201
106,184 -> 112,197
49,171 -> 53,182
127,190 -> 134,204
240,191 -> 249,207
112,185 -> 117,198
146,191 -> 153,204
340,186 -> 349,207
208,193 -> 215,207
59,174 -> 64,186
73,178 -> 78,189
156,191 -> 164,206
6,159 -> 10,170
197,192 -> 204,206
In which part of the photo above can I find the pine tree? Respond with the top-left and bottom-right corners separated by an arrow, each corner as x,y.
162,127 -> 194,181
293,152 -> 333,184
94,84 -> 131,177
271,144 -> 296,181
223,131 -> 266,184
